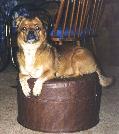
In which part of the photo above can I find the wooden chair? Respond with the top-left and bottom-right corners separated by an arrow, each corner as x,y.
40,0 -> 104,53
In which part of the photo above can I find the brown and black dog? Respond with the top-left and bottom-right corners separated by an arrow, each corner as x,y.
16,16 -> 112,97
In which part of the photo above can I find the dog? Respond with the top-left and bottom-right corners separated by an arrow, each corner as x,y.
16,16 -> 112,97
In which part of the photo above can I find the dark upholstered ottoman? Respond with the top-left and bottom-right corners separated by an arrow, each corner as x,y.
17,73 -> 102,133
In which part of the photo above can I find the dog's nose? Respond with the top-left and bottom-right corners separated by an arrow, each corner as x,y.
27,31 -> 36,41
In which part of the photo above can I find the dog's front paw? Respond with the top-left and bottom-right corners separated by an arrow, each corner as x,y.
22,87 -> 31,97
20,80 -> 31,97
33,79 -> 43,96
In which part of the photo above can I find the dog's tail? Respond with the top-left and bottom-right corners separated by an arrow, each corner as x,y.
96,68 -> 113,87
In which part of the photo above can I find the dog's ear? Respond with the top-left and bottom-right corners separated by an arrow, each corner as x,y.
34,17 -> 40,21
35,17 -> 48,31
42,20 -> 49,31
16,16 -> 24,28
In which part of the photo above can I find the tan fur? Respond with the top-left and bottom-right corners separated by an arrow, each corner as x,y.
17,17 -> 112,97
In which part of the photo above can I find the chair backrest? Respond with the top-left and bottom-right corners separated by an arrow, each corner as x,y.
0,8 -> 7,50
48,0 -> 104,43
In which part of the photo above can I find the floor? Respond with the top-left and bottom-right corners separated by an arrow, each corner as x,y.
0,65 -> 119,134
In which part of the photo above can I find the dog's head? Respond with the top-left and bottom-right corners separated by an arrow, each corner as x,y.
16,16 -> 47,47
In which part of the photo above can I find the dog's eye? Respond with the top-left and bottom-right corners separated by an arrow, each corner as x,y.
21,27 -> 27,31
35,25 -> 41,31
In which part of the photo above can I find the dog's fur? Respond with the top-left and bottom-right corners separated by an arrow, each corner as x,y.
16,16 -> 112,97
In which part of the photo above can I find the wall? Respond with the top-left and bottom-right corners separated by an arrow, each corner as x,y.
96,0 -> 119,66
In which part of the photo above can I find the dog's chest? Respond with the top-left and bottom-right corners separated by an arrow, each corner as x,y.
23,44 -> 37,73
22,44 -> 43,77
24,47 -> 36,68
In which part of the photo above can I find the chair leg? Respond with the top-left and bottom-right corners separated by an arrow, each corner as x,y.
91,37 -> 97,55
76,40 -> 81,46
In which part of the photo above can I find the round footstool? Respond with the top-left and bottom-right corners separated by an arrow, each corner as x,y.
17,73 -> 102,133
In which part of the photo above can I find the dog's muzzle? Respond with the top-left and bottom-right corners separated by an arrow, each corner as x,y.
27,30 -> 38,43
